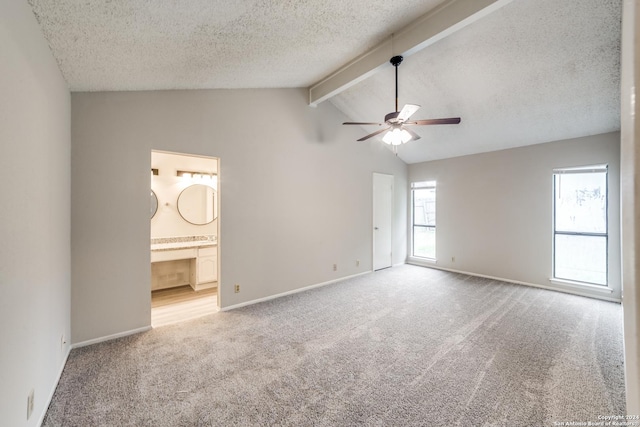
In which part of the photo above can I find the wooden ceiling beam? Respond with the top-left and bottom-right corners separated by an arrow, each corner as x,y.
307,0 -> 513,107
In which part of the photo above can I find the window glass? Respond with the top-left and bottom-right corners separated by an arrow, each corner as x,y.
554,234 -> 607,285
553,168 -> 607,285
413,226 -> 435,259
412,184 -> 436,259
413,188 -> 436,226
554,173 -> 606,233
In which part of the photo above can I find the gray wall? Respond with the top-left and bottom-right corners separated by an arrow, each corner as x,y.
71,88 -> 407,344
408,132 -> 621,300
0,0 -> 71,425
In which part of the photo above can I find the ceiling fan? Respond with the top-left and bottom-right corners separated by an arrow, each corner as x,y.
343,55 -> 461,147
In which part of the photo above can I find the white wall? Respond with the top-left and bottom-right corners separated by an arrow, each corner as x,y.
0,0 -> 71,425
151,151 -> 218,239
408,133 -> 621,301
620,0 -> 640,414
71,88 -> 407,344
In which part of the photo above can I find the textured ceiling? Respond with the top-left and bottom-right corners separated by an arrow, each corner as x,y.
330,0 -> 621,163
27,0 -> 621,164
27,0 -> 444,91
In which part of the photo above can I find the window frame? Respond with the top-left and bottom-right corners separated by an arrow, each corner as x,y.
411,181 -> 436,260
552,165 -> 608,286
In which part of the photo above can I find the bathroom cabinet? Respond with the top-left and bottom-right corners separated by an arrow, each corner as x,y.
190,246 -> 218,290
151,243 -> 217,291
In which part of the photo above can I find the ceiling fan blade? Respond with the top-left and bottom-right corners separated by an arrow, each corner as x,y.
343,122 -> 384,126
357,127 -> 390,142
397,104 -> 421,121
405,117 -> 461,126
403,127 -> 421,141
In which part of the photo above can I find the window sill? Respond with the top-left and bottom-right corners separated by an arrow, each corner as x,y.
407,256 -> 437,266
548,278 -> 613,294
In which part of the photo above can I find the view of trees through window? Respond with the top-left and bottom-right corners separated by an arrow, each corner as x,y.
412,182 -> 436,259
553,167 -> 607,285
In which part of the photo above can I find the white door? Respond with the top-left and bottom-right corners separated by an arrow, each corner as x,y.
373,173 -> 393,270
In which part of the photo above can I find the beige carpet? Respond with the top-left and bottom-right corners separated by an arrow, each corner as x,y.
43,265 -> 625,426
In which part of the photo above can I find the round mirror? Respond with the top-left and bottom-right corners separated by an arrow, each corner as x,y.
177,184 -> 217,225
150,190 -> 158,219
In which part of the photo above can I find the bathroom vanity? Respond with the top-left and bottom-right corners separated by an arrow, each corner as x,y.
150,237 -> 217,291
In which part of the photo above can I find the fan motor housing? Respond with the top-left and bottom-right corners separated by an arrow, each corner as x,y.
385,111 -> 401,123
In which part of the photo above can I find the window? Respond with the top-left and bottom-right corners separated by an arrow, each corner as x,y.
412,181 -> 436,259
553,165 -> 607,285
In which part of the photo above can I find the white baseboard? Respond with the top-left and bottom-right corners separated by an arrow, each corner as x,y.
407,262 -> 621,303
221,271 -> 372,311
37,346 -> 71,427
71,325 -> 152,349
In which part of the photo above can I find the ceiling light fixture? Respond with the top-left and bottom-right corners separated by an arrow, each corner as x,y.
382,126 -> 412,146
176,170 -> 218,189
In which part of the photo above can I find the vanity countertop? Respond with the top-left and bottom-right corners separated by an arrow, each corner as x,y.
151,241 -> 216,251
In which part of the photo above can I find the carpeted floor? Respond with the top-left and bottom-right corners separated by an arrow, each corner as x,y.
43,265 -> 626,426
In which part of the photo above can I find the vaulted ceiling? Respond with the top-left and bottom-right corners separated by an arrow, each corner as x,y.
28,0 -> 621,164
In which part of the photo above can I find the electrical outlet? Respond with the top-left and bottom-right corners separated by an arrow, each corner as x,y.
27,389 -> 34,420
234,284 -> 240,293
356,260 -> 360,267
333,264 -> 337,271
452,256 -> 455,263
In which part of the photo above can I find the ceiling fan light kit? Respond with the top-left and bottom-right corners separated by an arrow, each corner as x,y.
343,55 -> 461,151
383,127 -> 412,145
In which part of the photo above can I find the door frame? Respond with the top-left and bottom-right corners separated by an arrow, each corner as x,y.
149,150 -> 222,315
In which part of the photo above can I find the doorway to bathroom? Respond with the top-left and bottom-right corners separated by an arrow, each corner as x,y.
150,150 -> 220,327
